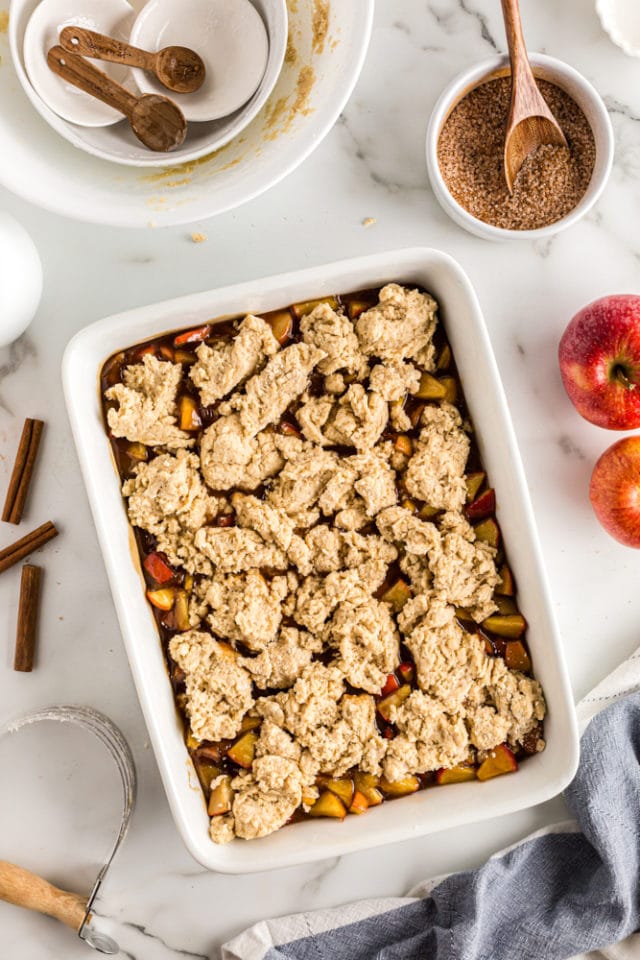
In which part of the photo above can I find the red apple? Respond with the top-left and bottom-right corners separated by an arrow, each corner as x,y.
559,295 -> 640,429
590,437 -> 640,547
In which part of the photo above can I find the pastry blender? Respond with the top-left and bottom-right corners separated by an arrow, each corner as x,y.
0,705 -> 136,954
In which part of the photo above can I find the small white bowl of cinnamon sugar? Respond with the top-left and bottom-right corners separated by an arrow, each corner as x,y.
426,53 -> 614,242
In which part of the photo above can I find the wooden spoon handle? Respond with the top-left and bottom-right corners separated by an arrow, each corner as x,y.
47,45 -> 136,116
59,26 -> 155,71
500,0 -> 535,86
0,860 -> 88,931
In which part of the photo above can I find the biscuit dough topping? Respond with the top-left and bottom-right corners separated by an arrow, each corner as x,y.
102,284 -> 547,845
190,314 -> 279,405
106,354 -> 193,449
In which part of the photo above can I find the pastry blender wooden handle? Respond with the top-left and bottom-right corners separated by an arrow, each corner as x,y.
0,860 -> 88,931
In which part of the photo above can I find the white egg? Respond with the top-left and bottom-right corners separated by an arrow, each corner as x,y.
0,213 -> 43,348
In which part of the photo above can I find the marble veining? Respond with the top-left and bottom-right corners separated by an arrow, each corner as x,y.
1,0 -> 640,956
0,337 -> 36,415
300,857 -> 342,897
455,0 -> 499,50
558,435 -> 587,460
604,96 -> 640,123
122,923 -> 210,960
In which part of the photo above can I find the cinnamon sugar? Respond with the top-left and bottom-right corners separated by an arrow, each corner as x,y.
437,77 -> 596,230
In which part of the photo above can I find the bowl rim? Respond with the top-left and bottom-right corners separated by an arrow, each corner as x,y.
425,52 -> 615,242
62,247 -> 579,872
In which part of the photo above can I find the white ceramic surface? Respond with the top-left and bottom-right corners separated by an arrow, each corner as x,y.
4,0 -> 371,217
596,0 -> 640,57
130,0 -> 270,123
426,54 -> 615,242
11,0 -> 286,167
62,247 -> 578,874
23,0 -> 135,128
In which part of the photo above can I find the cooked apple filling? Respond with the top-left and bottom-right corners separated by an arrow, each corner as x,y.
101,284 -> 546,844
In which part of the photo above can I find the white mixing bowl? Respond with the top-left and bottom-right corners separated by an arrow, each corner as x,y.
0,0 -> 373,224
11,0 -> 287,167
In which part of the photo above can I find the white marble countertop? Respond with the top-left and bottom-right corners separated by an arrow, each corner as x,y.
1,0 -> 640,956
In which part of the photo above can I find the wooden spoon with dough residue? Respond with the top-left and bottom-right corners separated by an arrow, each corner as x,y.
59,26 -> 206,94
47,46 -> 187,152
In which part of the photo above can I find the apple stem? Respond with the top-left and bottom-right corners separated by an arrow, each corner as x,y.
613,365 -> 635,391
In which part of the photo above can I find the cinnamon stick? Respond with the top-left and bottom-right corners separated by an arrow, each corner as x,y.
0,522 -> 58,575
2,419 -> 45,525
14,565 -> 42,672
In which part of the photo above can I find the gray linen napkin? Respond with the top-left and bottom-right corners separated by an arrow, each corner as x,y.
222,647 -> 640,960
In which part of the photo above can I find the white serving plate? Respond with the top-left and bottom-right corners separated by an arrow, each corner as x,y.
2,0 -> 373,224
62,248 -> 579,874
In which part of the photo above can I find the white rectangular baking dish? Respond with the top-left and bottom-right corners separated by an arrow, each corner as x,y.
62,248 -> 579,874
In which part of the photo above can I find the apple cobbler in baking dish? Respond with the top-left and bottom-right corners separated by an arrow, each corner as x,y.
101,284 -> 546,844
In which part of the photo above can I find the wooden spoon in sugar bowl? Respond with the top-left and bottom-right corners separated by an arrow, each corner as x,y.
500,0 -> 567,193
59,26 -> 206,94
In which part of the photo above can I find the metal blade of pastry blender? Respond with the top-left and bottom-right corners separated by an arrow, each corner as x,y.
0,705 -> 137,955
